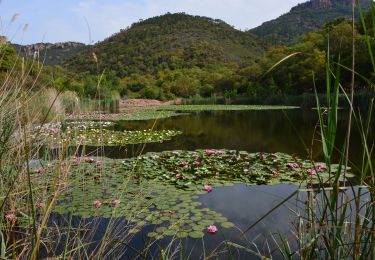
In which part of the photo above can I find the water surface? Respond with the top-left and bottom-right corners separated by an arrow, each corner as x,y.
62,109 -> 374,259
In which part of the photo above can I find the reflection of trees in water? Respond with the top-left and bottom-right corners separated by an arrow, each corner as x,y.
109,110 -> 372,165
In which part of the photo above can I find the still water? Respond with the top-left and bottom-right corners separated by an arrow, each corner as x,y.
59,109 -> 373,259
92,109 -> 372,167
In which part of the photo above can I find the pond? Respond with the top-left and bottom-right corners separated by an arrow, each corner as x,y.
86,109 -> 373,166
45,109 -> 373,259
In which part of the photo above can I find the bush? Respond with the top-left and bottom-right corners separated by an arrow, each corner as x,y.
140,86 -> 160,99
60,91 -> 79,114
27,88 -> 64,122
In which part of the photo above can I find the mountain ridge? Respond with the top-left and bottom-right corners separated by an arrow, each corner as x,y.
249,0 -> 370,45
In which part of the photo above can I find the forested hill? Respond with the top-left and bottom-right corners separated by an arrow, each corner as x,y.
65,13 -> 265,78
249,0 -> 371,45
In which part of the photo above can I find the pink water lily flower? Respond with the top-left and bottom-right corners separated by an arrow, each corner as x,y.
205,150 -> 224,156
204,184 -> 213,193
316,163 -> 326,172
84,157 -> 95,163
180,161 -> 188,166
93,200 -> 102,208
5,212 -> 17,223
35,168 -> 45,174
72,158 -> 79,166
194,161 -> 201,167
112,200 -> 121,206
207,225 -> 218,234
307,169 -> 316,175
287,163 -> 299,169
176,173 -> 182,179
36,202 -> 45,209
96,161 -> 103,168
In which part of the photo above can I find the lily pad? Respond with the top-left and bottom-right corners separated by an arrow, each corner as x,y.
221,222 -> 235,228
189,231 -> 205,239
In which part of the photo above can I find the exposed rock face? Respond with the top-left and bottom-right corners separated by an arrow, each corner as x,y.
22,42 -> 85,52
0,36 -> 6,46
15,42 -> 86,65
311,0 -> 353,9
311,0 -> 332,9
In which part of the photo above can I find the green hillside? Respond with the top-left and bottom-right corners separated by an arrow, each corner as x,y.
250,0 -> 371,45
62,13 -> 266,99
66,13 -> 264,77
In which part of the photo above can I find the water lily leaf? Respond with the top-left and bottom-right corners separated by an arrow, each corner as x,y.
221,222 -> 235,228
189,231 -> 205,239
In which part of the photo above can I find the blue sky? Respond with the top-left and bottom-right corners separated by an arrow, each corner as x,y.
1,0 -> 306,44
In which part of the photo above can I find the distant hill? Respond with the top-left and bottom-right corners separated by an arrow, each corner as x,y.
65,13 -> 265,77
14,42 -> 86,65
250,0 -> 371,45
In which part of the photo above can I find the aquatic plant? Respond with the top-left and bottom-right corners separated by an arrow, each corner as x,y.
135,105 -> 300,112
35,148 -> 353,242
121,150 -> 353,188
67,110 -> 185,121
31,127 -> 182,147
40,156 -> 233,240
207,225 -> 218,234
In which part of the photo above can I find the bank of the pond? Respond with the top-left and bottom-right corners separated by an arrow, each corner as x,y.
182,91 -> 375,108
66,105 -> 300,122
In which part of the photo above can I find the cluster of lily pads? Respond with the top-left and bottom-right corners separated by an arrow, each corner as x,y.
122,150 -> 352,188
68,111 -> 186,121
30,121 -> 114,142
60,128 -> 181,146
66,105 -> 299,123
36,149 -> 354,241
128,105 -> 299,115
134,105 -> 300,112
31,122 -> 182,147
38,158 -> 233,240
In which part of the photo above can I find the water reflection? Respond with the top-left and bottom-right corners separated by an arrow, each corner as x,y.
53,109 -> 374,258
86,109 -> 373,169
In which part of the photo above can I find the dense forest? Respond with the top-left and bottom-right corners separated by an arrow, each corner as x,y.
250,0 -> 371,45
1,2 -> 375,103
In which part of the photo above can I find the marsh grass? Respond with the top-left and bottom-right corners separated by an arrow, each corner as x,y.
227,1 -> 375,258
0,39 -> 160,259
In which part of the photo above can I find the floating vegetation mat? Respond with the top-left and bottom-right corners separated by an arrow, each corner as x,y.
31,124 -> 181,147
122,111 -> 188,121
125,150 -> 354,187
68,105 -> 299,122
134,105 -> 300,112
67,111 -> 186,121
36,150 -> 355,240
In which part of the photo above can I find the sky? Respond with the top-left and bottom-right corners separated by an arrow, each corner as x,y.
0,0 -> 306,45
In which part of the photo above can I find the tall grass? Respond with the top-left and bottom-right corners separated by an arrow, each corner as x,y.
0,39 -> 130,258
234,1 -> 375,258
